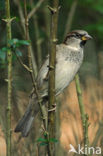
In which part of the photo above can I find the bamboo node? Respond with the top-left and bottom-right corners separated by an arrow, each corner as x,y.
47,5 -> 57,14
5,79 -> 9,82
2,17 -> 16,23
47,65 -> 54,70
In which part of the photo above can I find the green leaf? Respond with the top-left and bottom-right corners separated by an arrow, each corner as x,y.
37,138 -> 47,142
49,138 -> 58,143
44,132 -> 48,137
2,47 -> 9,52
18,40 -> 30,46
40,142 -> 48,146
8,39 -> 30,49
12,54 -> 17,61
15,50 -> 22,56
8,38 -> 19,46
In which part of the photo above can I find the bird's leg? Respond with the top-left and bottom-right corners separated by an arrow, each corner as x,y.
44,65 -> 54,81
48,103 -> 56,112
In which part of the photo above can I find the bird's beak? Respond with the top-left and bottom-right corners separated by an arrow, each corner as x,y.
82,34 -> 92,41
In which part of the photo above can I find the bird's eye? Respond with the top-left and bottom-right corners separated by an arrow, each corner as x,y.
75,34 -> 81,38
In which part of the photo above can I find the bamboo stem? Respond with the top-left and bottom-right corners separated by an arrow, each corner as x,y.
24,0 -> 32,71
27,0 -> 45,20
97,52 -> 103,81
47,1 -> 59,155
24,0 -> 47,132
29,0 -> 43,68
5,0 -> 12,155
34,16 -> 42,68
13,0 -> 38,76
75,74 -> 89,150
63,0 -> 78,38
13,0 -> 26,35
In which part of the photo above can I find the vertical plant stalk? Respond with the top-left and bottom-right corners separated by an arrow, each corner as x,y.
34,16 -> 42,68
13,0 -> 38,76
29,0 -> 42,68
5,0 -> 12,155
48,1 -> 59,155
27,0 -> 45,20
24,0 -> 47,131
44,0 -> 50,39
97,52 -> 103,81
64,0 -> 78,38
75,75 -> 89,147
24,0 -> 32,71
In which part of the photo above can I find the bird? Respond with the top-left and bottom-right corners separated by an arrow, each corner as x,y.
14,30 -> 92,137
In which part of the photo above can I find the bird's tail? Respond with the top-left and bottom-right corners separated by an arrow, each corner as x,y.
14,103 -> 34,137
14,95 -> 39,137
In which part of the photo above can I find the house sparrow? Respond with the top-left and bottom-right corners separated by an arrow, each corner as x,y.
15,30 -> 92,137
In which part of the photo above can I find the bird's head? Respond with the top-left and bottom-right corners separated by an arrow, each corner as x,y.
64,30 -> 92,48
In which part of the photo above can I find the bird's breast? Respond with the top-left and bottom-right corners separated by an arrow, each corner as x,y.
55,51 -> 83,95
37,46 -> 83,97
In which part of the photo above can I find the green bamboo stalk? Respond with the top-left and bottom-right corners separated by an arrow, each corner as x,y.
75,74 -> 89,149
85,114 -> 89,146
43,0 -> 50,39
24,0 -> 47,132
64,0 -> 78,38
97,52 -> 103,81
5,0 -> 12,155
29,0 -> 43,69
13,0 -> 38,77
34,16 -> 42,68
47,1 -> 59,155
27,0 -> 45,20
24,0 -> 32,70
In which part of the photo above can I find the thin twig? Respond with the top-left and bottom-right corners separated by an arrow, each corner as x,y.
24,0 -> 47,132
13,0 -> 25,35
97,52 -> 103,81
75,75 -> 89,149
24,0 -> 32,70
13,0 -> 38,76
92,121 -> 103,147
14,50 -> 32,72
29,0 -> 42,68
43,1 -> 50,39
64,0 -> 78,38
27,0 -> 45,20
33,15 -> 42,68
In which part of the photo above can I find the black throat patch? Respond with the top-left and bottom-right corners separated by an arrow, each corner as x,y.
80,40 -> 86,47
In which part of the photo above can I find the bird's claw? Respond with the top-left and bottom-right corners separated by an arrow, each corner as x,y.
48,103 -> 56,112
